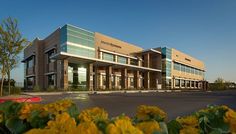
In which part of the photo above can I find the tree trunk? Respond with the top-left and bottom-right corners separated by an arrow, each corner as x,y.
1,75 -> 5,96
8,71 -> 10,95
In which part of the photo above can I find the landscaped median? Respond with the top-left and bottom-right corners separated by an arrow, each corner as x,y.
0,100 -> 235,134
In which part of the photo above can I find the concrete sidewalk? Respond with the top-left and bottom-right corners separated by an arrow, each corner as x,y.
23,89 -> 204,96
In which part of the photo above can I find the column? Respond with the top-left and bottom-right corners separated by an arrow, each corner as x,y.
144,71 -> 150,89
134,70 -> 140,89
173,78 -> 175,89
86,63 -> 93,91
106,66 -> 112,89
94,65 -> 98,90
62,60 -> 68,90
121,68 -> 127,89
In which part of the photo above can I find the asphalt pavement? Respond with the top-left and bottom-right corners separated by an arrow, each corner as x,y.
37,90 -> 236,120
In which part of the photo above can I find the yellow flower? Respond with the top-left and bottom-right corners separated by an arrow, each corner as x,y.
46,112 -> 77,133
179,126 -> 199,134
78,107 -> 108,122
106,117 -> 143,134
19,103 -> 42,120
176,115 -> 198,127
136,105 -> 167,121
27,112 -> 77,134
76,121 -> 102,134
224,109 -> 236,132
136,121 -> 161,134
42,99 -> 73,115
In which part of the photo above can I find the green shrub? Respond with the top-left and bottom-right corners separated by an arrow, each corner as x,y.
33,85 -> 40,92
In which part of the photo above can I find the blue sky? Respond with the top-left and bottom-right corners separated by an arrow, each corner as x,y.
0,0 -> 236,83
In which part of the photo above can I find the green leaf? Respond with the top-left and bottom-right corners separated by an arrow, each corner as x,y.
28,110 -> 49,128
167,120 -> 182,134
67,103 -> 79,119
5,117 -> 30,134
0,101 -> 23,119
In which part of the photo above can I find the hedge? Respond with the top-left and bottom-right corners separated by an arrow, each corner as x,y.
0,100 -> 235,134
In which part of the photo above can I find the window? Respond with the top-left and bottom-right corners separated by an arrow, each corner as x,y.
27,56 -> 34,68
117,76 -> 121,87
130,59 -> 138,66
175,79 -> 180,87
27,77 -> 34,89
112,76 -> 115,87
181,80 -> 185,87
117,56 -> 127,64
48,74 -> 55,86
186,66 -> 190,73
47,49 -> 56,63
181,65 -> 185,72
191,67 -> 194,74
103,53 -> 114,62
191,81 -> 195,87
161,47 -> 172,59
129,77 -> 134,87
174,62 -> 180,71
186,81 -> 190,87
102,75 -> 106,87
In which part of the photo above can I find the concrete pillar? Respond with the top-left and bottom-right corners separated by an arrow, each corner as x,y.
121,68 -> 127,89
62,60 -> 68,90
127,58 -> 130,65
86,63 -> 93,91
134,70 -> 140,89
144,71 -> 150,89
106,66 -> 112,89
94,65 -> 98,90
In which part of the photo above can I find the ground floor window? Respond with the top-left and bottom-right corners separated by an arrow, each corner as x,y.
68,63 -> 87,89
181,80 -> 185,87
27,77 -> 35,89
191,81 -> 195,88
102,75 -> 106,87
186,80 -> 190,88
48,74 -> 55,87
175,79 -> 180,87
129,77 -> 134,88
165,78 -> 172,89
111,75 -> 115,88
117,76 -> 121,88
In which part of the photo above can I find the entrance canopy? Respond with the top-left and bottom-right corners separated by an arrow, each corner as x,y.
52,52 -> 161,72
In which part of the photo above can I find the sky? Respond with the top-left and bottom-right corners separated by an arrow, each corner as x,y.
0,0 -> 236,83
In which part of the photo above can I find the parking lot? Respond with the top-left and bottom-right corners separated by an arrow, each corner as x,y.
37,90 -> 236,120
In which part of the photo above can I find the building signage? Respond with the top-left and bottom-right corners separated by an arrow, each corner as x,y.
101,41 -> 122,49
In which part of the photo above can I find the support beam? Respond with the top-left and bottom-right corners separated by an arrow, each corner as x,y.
94,65 -> 98,90
86,63 -> 93,91
144,71 -> 150,89
106,66 -> 112,89
62,60 -> 68,90
121,68 -> 127,89
134,70 -> 140,89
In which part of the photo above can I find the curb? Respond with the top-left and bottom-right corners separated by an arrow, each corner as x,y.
23,89 -> 211,96
0,96 -> 42,103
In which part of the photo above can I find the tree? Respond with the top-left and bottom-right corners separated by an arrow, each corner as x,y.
0,24 -> 8,96
214,77 -> 224,84
0,17 -> 28,96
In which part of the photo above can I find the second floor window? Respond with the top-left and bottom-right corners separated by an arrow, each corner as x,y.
27,56 -> 34,69
47,49 -> 56,63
